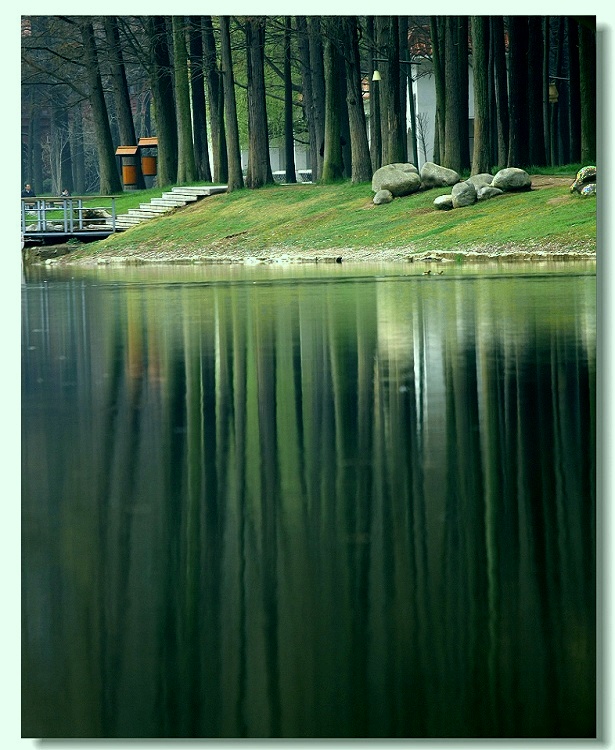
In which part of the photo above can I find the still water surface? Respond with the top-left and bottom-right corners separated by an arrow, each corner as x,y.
22,262 -> 596,738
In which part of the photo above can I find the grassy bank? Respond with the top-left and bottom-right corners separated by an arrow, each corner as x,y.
58,172 -> 597,264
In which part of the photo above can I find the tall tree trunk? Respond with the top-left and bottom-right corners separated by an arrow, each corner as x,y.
284,17 -> 297,183
146,16 -> 178,187
104,16 -> 146,189
189,16 -> 213,182
567,18 -> 581,164
578,21 -> 596,163
507,16 -> 530,167
50,98 -> 73,194
173,16 -> 197,184
296,16 -> 318,179
321,34 -> 344,183
443,16 -> 462,172
307,18 -> 326,180
527,17 -> 547,167
430,17 -> 446,165
245,17 -> 274,189
470,17 -> 491,175
542,17 -> 551,166
219,16 -> 244,191
70,102 -> 86,194
367,17 -> 382,170
376,16 -> 405,165
398,16 -> 409,163
203,17 -> 227,183
457,17 -> 471,172
491,16 -> 509,167
79,19 -> 122,194
341,16 -> 372,183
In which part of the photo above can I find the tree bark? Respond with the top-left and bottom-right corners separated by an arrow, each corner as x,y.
189,17 -> 213,182
430,17 -> 446,165
567,18 -> 581,164
173,17 -> 197,184
443,16 -> 462,173
79,19 -> 122,194
146,16 -> 178,187
578,21 -> 596,163
341,17 -> 372,183
470,17 -> 491,175
219,16 -> 244,191
104,17 -> 145,189
307,18 -> 326,181
457,17 -> 471,172
321,34 -> 344,182
527,17 -> 547,167
367,16 -> 382,170
284,17 -> 297,183
296,16 -> 318,179
203,17 -> 228,183
245,17 -> 274,189
491,16 -> 509,168
376,16 -> 405,165
507,16 -> 530,167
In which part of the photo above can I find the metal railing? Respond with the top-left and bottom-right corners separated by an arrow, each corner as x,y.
21,196 -> 119,236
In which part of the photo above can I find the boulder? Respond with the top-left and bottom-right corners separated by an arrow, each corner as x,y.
434,194 -> 454,210
579,183 -> 597,197
420,161 -> 461,188
466,173 -> 494,189
477,185 -> 504,201
372,163 -> 421,197
373,189 -> 394,205
452,181 -> 477,208
570,165 -> 596,194
492,167 -> 532,192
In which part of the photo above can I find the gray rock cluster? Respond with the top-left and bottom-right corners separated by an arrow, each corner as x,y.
570,166 -> 596,197
371,162 -> 532,210
433,167 -> 531,211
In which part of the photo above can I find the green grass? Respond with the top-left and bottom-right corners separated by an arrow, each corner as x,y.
68,172 -> 596,259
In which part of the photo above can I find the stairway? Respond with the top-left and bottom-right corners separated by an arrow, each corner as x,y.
114,185 -> 227,230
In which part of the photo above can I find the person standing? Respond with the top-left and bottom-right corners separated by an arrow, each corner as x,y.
21,183 -> 36,198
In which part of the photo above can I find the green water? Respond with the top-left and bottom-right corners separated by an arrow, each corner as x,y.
21,262 -> 596,738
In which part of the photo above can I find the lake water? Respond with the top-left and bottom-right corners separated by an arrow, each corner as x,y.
21,261 -> 596,739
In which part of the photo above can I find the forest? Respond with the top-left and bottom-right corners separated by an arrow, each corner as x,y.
20,16 -> 597,196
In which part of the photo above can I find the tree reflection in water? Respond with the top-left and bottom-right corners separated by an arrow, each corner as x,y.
22,267 -> 596,738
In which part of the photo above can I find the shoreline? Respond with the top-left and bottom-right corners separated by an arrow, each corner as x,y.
25,241 -> 596,267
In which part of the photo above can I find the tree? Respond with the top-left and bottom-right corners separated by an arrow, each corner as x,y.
491,16 -> 509,168
103,16 -> 146,189
172,16 -> 197,184
578,19 -> 596,163
527,17 -> 547,166
470,17 -> 491,175
507,16 -> 530,167
145,16 -> 178,187
283,17 -> 297,184
429,17 -> 446,165
219,16 -> 244,192
245,17 -> 274,188
188,17 -> 213,182
375,16 -> 405,165
296,17 -> 318,180
321,33 -> 344,182
366,17 -> 382,170
307,18 -> 326,180
79,19 -> 122,194
443,17 -> 463,173
340,17 -> 372,183
567,18 -> 581,164
457,17 -> 471,172
203,17 -> 228,183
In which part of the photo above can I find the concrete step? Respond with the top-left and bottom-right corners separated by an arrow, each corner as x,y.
127,210 -> 158,219
171,185 -> 227,196
140,203 -> 172,213
162,192 -> 197,202
150,198 -> 187,207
